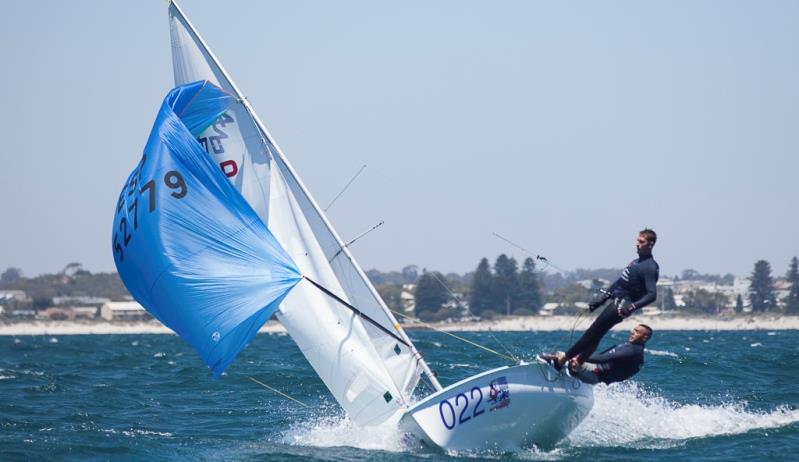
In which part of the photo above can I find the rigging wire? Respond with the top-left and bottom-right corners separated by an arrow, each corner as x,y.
491,232 -> 570,274
247,376 -> 309,407
329,220 -> 385,263
323,164 -> 367,212
490,232 -> 599,353
388,308 -> 517,362
429,272 -> 521,363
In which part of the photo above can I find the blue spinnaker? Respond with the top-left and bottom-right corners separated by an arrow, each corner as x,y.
112,80 -> 301,378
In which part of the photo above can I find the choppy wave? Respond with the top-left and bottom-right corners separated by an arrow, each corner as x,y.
646,349 -> 679,358
569,381 -> 799,448
280,414 -> 408,452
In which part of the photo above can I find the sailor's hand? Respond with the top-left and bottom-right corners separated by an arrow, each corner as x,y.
616,300 -> 635,318
588,299 -> 604,312
588,293 -> 611,312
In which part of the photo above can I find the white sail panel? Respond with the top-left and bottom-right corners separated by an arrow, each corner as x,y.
167,1 -> 427,423
170,7 -> 271,224
269,153 -> 423,398
268,166 -> 406,424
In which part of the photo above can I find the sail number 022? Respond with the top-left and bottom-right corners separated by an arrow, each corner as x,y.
438,386 -> 485,430
114,167 -> 187,263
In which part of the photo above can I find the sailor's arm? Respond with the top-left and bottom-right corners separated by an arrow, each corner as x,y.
630,265 -> 658,309
587,344 -> 638,364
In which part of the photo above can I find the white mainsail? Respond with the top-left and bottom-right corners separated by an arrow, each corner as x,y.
167,1 -> 440,425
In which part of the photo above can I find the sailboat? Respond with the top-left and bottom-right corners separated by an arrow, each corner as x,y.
111,0 -> 593,451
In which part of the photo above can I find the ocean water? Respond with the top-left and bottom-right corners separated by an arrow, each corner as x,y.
1,328 -> 797,461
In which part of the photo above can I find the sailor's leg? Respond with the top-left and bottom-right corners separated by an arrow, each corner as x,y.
571,361 -> 601,384
565,302 -> 623,360
576,341 -> 600,365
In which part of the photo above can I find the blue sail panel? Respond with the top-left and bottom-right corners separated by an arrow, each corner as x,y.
112,80 -> 301,377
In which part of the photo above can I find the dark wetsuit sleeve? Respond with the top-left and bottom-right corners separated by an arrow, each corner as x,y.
588,344 -> 638,364
607,278 -> 622,293
631,266 -> 658,308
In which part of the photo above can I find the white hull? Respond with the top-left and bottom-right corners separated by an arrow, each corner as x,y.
399,361 -> 593,451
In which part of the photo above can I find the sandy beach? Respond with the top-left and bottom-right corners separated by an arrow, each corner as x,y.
1,315 -> 797,336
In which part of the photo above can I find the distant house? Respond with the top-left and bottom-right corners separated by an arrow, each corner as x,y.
539,302 -> 560,316
100,301 -> 150,322
39,306 -> 99,321
52,296 -> 110,307
9,309 -> 36,319
0,290 -> 29,305
400,284 -> 416,314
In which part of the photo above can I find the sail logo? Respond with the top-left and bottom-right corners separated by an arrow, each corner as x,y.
620,259 -> 636,282
488,376 -> 510,411
198,113 -> 239,178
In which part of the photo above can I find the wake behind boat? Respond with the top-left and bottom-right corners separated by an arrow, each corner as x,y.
110,0 -> 594,452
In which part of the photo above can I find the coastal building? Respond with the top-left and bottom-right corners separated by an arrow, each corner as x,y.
0,290 -> 29,305
400,284 -> 416,314
539,303 -> 559,316
39,306 -> 99,321
8,309 -> 36,319
52,296 -> 110,307
100,301 -> 150,322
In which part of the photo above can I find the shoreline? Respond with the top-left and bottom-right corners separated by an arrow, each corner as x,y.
1,315 -> 797,336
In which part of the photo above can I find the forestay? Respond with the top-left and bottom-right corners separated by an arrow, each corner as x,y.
168,1 -> 434,425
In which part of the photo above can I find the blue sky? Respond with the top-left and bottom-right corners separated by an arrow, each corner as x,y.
1,1 -> 797,278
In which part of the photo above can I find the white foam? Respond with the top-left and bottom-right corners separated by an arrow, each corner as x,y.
279,382 -> 799,454
646,349 -> 679,358
280,413 -> 408,452
568,381 -> 799,448
103,428 -> 173,438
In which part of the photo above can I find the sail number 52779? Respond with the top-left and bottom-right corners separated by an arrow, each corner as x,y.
114,163 -> 188,263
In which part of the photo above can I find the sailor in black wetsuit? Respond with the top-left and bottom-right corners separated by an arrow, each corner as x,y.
569,324 -> 652,384
547,228 -> 659,370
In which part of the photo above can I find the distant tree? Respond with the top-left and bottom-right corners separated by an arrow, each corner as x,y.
469,258 -> 494,314
721,273 -> 735,285
414,271 -> 448,314
493,254 -> 520,315
516,257 -> 542,314
662,287 -> 677,310
548,283 -> 593,314
749,260 -> 777,312
62,262 -> 84,276
735,294 -> 744,314
784,256 -> 799,315
401,265 -> 419,284
376,283 -> 403,311
684,289 -> 729,314
1,267 -> 23,284
32,295 -> 53,310
681,269 -> 701,280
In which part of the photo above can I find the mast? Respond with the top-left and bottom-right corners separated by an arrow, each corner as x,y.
168,0 -> 442,391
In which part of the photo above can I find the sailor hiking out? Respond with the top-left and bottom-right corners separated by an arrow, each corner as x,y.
568,324 -> 652,384
545,228 -> 659,373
